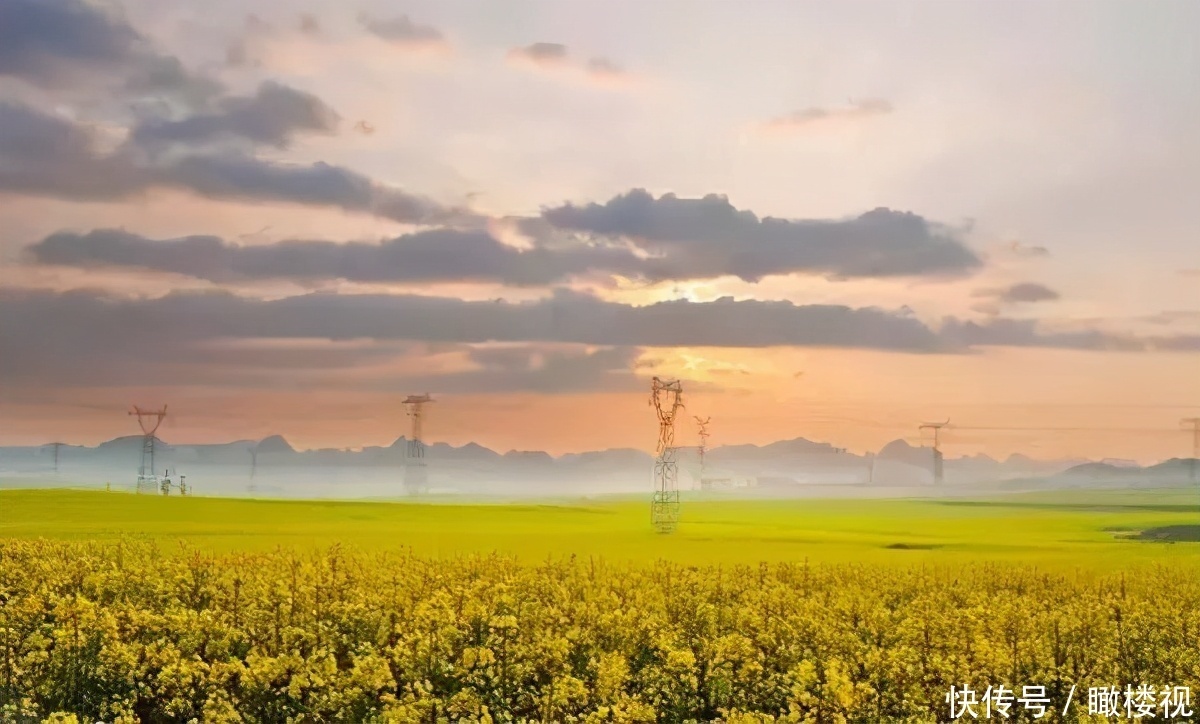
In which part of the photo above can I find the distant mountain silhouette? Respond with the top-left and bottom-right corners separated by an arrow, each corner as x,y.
561,448 -> 654,466
502,450 -> 555,464
5,431 -> 1193,490
711,437 -> 839,459
1055,458 -> 1199,483
97,434 -> 169,451
449,442 -> 502,461
877,439 -> 932,467
255,435 -> 295,454
1146,458 -> 1197,475
1059,461 -> 1127,478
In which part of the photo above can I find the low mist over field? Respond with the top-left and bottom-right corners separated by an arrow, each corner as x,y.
3,431 -> 1197,500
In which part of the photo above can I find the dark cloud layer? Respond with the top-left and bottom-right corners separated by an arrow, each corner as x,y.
3,288 -> 1197,393
25,228 -> 643,286
937,318 -> 1195,352
0,296 -> 637,393
0,101 -> 464,224
539,189 -> 983,281
7,287 -> 1195,364
24,193 -> 982,285
0,0 -> 140,85
130,81 -> 340,149
20,189 -> 986,288
0,286 -> 645,392
0,0 -> 222,106
0,287 -> 949,355
0,1 -> 472,224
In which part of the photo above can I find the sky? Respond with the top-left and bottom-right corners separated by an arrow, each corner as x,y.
1,0 -> 1199,461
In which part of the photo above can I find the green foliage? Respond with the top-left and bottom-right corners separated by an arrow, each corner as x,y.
2,540 -> 1199,722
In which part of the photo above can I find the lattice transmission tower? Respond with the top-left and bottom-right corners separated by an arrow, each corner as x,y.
404,394 -> 434,496
49,442 -> 63,475
695,416 -> 711,491
129,405 -> 168,493
248,445 -> 259,493
919,418 -> 949,486
650,377 -> 684,533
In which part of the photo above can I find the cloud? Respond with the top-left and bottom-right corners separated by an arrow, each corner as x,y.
0,295 -> 640,393
299,14 -> 320,36
973,282 -> 1061,304
1006,241 -> 1051,258
584,57 -> 634,87
586,58 -> 624,76
4,289 -> 1198,392
130,81 -> 340,150
397,345 -> 643,394
999,282 -> 1060,303
0,0 -> 222,106
0,0 -> 141,85
937,317 -> 1199,352
0,101 -> 142,201
506,43 -> 635,87
163,155 -> 464,224
970,281 -> 1060,315
226,14 -> 270,68
507,42 -> 570,68
760,99 -> 894,133
25,227 -> 645,286
539,188 -> 983,281
359,13 -> 448,50
123,55 -> 226,112
23,193 -> 985,286
0,101 -> 468,225
5,288 -> 1199,383
1138,310 -> 1200,326
0,287 -> 948,359
0,279 -> 641,393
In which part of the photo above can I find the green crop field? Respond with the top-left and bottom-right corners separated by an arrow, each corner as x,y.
2,486 -> 1198,568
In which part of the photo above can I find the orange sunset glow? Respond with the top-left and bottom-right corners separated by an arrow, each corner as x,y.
2,1 -> 1199,464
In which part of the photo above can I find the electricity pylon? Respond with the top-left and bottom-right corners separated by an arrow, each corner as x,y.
404,394 -> 434,496
695,416 -> 711,491
919,419 -> 949,485
650,377 -> 684,533
129,405 -> 168,493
